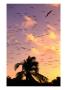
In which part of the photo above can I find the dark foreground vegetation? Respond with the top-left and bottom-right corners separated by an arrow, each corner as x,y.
7,56 -> 60,86
7,76 -> 60,86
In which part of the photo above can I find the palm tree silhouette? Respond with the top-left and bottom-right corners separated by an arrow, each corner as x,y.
15,56 -> 48,83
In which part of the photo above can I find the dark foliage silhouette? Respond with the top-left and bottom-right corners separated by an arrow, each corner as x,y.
7,56 -> 60,86
51,77 -> 61,86
15,56 -> 48,83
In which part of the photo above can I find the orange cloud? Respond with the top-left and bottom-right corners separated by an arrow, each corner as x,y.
31,48 -> 40,56
22,16 -> 37,29
26,33 -> 59,55
48,31 -> 56,40
26,24 -> 58,45
46,24 -> 59,40
26,24 -> 60,68
26,33 -> 37,42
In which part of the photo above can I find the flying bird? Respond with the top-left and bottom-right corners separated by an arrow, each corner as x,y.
45,10 -> 53,17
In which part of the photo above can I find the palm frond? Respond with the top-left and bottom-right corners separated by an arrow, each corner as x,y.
32,73 -> 48,83
16,71 -> 24,80
15,63 -> 22,70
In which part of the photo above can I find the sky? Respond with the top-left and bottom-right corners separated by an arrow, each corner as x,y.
7,4 -> 60,82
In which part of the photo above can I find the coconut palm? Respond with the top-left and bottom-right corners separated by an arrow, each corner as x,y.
15,56 -> 48,83
15,56 -> 38,80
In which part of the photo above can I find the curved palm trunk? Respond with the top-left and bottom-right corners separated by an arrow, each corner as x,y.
26,72 -> 32,81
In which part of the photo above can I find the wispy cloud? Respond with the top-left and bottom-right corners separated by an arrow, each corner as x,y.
47,24 -> 56,31
22,16 -> 37,30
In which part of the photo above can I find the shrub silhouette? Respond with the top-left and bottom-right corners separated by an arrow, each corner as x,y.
51,77 -> 60,86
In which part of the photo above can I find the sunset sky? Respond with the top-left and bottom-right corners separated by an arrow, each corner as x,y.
7,4 -> 60,82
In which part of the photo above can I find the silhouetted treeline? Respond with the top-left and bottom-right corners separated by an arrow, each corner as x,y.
7,56 -> 60,86
7,76 -> 60,86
